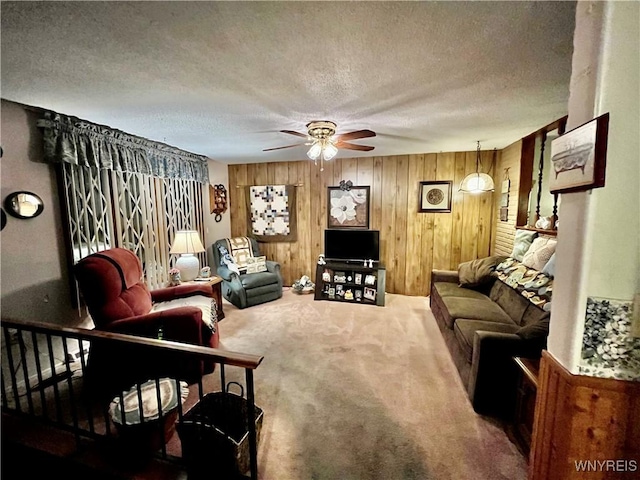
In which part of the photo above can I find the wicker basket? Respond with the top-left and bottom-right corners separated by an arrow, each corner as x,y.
176,382 -> 264,476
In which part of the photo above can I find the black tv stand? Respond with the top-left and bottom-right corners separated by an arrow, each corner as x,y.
314,261 -> 386,306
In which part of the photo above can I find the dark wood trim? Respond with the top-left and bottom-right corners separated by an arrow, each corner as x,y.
516,115 -> 568,229
517,133 -> 536,227
530,350 -> 640,479
515,225 -> 557,236
1,318 -> 264,369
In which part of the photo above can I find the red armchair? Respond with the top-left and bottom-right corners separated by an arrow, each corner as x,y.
74,248 -> 219,398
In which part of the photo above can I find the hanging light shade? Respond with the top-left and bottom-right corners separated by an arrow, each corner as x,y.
459,141 -> 495,194
307,141 -> 322,161
322,141 -> 338,160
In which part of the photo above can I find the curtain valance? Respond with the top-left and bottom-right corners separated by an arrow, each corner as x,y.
37,111 -> 210,184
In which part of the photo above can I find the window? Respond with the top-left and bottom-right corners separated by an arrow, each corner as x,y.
59,163 -> 206,294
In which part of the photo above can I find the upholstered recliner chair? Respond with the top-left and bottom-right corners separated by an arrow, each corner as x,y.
74,248 -> 219,398
212,237 -> 283,309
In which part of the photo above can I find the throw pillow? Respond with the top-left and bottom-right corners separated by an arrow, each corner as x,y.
541,252 -> 556,278
458,255 -> 507,288
522,236 -> 557,271
245,255 -> 267,274
510,229 -> 538,262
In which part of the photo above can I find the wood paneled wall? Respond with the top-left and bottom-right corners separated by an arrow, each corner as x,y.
492,139 -> 524,256
228,151 -> 496,295
530,351 -> 640,480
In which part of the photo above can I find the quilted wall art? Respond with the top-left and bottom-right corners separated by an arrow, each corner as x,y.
246,185 -> 297,242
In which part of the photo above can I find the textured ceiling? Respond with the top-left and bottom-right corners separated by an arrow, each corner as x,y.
1,1 -> 576,164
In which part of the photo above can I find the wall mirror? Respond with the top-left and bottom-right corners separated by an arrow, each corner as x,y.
4,191 -> 45,219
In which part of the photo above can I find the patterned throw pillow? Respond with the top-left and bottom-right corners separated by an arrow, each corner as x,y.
522,236 -> 557,271
246,256 -> 268,274
510,229 -> 538,262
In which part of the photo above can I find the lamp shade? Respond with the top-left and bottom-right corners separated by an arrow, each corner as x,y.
459,172 -> 495,194
170,230 -> 205,254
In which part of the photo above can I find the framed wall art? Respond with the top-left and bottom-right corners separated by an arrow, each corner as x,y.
419,181 -> 452,213
327,185 -> 370,229
549,112 -> 609,194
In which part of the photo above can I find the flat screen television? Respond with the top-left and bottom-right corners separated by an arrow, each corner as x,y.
324,229 -> 380,262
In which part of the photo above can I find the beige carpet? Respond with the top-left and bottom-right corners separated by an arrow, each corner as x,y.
204,289 -> 527,480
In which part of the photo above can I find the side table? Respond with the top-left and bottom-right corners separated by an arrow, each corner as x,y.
184,276 -> 225,321
508,356 -> 540,459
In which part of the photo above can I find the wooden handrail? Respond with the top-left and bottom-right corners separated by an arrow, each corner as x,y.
1,318 -> 264,370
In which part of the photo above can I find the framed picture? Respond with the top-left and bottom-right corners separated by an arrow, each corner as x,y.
500,207 -> 508,222
419,181 -> 452,213
354,273 -> 362,285
328,287 -> 335,298
322,269 -> 332,282
355,289 -> 363,301
500,179 -> 510,207
549,113 -> 609,194
333,271 -> 346,283
363,287 -> 376,301
364,274 -> 376,286
327,186 -> 370,229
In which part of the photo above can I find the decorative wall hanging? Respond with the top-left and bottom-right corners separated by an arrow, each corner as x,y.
327,185 -> 370,229
419,181 -> 452,213
209,184 -> 228,222
339,179 -> 353,191
246,185 -> 297,242
4,191 -> 44,219
549,112 -> 609,194
500,169 -> 510,222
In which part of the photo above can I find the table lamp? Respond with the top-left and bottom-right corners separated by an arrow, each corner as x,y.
169,230 -> 206,281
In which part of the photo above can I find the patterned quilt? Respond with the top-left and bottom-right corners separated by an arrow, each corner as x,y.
493,257 -> 553,311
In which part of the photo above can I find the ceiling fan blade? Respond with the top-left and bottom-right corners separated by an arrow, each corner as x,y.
280,130 -> 308,138
335,129 -> 376,142
263,143 -> 304,152
336,141 -> 375,152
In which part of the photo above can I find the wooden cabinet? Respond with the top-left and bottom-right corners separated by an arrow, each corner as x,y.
508,356 -> 540,458
314,262 -> 386,306
529,350 -> 640,480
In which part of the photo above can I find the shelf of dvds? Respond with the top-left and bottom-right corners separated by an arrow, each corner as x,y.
314,261 -> 386,306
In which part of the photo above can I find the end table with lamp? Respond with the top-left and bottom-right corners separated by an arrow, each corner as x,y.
170,230 -> 206,282
186,275 -> 225,321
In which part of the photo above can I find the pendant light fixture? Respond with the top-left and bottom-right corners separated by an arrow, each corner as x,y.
459,141 -> 495,194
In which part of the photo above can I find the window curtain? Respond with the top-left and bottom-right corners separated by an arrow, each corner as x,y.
37,111 -> 209,184
37,110 -> 208,301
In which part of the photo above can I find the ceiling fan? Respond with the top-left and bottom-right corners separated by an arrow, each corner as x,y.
263,120 -> 376,170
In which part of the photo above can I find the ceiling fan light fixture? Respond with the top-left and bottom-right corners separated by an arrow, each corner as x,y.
459,141 -> 495,194
323,141 -> 338,160
307,141 -> 322,161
